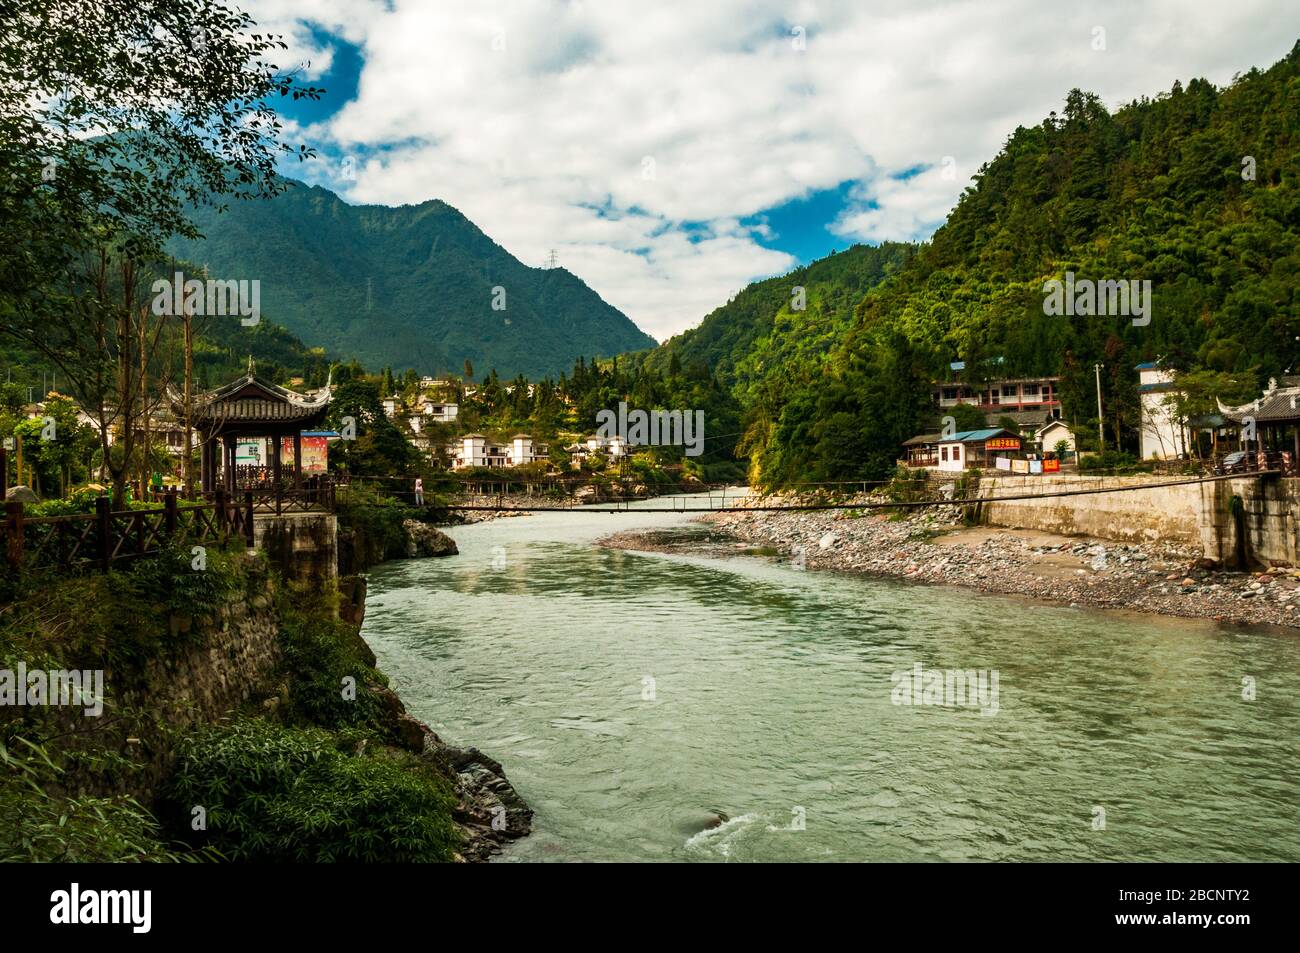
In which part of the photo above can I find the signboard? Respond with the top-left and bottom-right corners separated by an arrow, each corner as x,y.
986,437 -> 1021,450
1043,458 -> 1061,473
235,439 -> 266,467
281,435 -> 329,475
1011,458 -> 1030,473
1029,459 -> 1043,474
994,456 -> 1011,471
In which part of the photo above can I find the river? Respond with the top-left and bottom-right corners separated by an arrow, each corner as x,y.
361,494 -> 1300,862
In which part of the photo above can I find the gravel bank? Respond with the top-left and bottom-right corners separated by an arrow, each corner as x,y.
603,498 -> 1300,630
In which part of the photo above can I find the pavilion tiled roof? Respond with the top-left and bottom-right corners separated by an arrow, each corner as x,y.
176,360 -> 332,427
1218,378 -> 1300,424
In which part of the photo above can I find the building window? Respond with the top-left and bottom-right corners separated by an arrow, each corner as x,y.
941,447 -> 949,462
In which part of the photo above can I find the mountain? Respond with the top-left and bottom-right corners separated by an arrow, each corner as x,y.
649,42 -> 1300,486
641,242 -> 915,405
166,180 -> 656,379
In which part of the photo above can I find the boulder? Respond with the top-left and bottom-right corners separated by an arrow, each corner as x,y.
5,485 -> 38,503
402,520 -> 459,558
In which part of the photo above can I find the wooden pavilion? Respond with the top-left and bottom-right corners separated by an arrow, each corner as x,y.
1217,376 -> 1300,470
178,361 -> 333,495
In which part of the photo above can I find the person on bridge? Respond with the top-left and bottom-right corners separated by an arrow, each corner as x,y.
414,476 -> 424,506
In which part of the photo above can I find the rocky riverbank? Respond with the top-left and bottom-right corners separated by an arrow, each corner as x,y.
600,501 -> 1300,630
356,524 -> 533,859
348,633 -> 533,861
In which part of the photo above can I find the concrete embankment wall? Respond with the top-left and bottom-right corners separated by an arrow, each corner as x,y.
977,474 -> 1300,569
254,512 -> 338,585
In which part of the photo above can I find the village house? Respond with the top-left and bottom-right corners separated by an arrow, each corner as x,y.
1137,362 -> 1191,460
564,433 -> 629,468
446,433 -> 549,470
900,433 -> 941,468
419,399 -> 458,423
383,394 -> 458,424
936,428 -> 1022,472
935,364 -> 1062,418
26,393 -> 196,458
1035,419 -> 1076,456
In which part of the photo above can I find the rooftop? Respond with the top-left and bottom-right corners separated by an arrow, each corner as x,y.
939,428 -> 1020,443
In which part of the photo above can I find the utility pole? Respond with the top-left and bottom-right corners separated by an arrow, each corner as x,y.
1094,363 -> 1105,452
183,305 -> 194,497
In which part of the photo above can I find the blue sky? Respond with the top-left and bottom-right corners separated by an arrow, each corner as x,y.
249,0 -> 1300,340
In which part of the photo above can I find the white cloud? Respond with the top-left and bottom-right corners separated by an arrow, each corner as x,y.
245,0 -> 1300,341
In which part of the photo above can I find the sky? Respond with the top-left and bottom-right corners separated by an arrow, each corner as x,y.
243,0 -> 1300,342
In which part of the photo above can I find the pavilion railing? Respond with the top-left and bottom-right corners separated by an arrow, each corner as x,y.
2,489 -> 256,575
233,481 -> 336,515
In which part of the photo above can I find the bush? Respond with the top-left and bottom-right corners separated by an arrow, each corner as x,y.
336,482 -> 417,559
0,542 -> 250,672
0,737 -> 199,863
1078,450 -> 1151,474
165,719 -> 459,862
276,596 -> 391,734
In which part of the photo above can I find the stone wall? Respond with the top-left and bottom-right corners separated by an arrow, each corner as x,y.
980,474 -> 1202,544
977,473 -> 1300,569
8,559 -> 284,801
253,512 -> 338,588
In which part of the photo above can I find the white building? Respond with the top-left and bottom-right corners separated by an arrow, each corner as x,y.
381,397 -> 399,418
585,434 -> 627,458
420,400 -> 458,423
1137,363 -> 1190,460
508,434 -> 548,466
447,433 -> 547,469
1035,419 -> 1076,455
561,434 -> 629,469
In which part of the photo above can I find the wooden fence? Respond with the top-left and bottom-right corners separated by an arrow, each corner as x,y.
3,489 -> 256,574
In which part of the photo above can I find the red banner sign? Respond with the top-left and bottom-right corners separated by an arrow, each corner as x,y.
986,437 -> 1021,450
1043,458 -> 1061,472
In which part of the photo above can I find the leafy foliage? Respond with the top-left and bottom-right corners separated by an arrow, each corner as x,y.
165,718 -> 458,862
0,542 -> 250,671
0,737 -> 201,862
276,593 -> 392,734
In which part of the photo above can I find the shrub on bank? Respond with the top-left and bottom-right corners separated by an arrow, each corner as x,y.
0,737 -> 201,863
165,718 -> 458,862
1078,450 -> 1152,474
335,482 -> 420,561
276,593 -> 392,734
0,542 -> 252,672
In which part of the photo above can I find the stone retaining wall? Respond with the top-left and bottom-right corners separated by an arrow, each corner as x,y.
978,473 -> 1300,569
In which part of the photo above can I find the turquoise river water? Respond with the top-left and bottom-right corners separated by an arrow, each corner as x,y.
361,495 -> 1300,862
